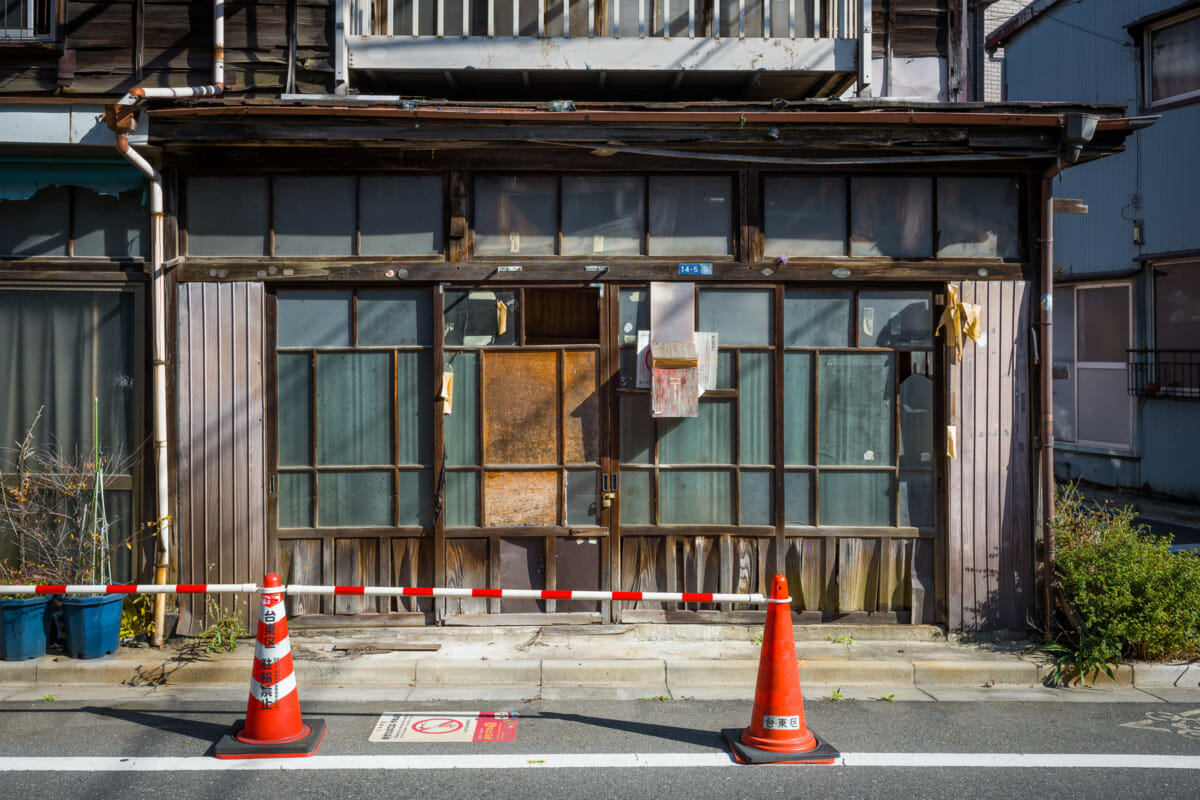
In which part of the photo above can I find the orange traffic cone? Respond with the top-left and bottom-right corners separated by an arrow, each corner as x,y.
215,573 -> 326,759
722,573 -> 838,764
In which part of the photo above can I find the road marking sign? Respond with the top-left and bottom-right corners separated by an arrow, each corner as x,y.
370,712 -> 518,743
1121,708 -> 1200,739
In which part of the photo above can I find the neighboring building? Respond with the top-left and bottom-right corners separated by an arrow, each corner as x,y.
994,0 -> 1200,502
1,0 -> 1144,635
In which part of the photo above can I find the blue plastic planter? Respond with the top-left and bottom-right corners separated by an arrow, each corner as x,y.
0,596 -> 52,660
59,595 -> 123,659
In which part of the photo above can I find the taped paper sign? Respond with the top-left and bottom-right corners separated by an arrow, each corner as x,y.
370,712 -> 518,743
440,371 -> 455,415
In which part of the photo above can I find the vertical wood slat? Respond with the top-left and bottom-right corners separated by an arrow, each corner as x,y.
945,280 -> 1033,631
175,283 -> 267,634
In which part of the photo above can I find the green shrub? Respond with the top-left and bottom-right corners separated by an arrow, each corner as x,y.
1053,487 -> 1200,666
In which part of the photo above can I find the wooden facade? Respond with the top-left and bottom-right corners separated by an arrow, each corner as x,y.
0,1 -> 1141,634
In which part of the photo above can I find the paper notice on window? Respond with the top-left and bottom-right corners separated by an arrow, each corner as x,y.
695,332 -> 718,396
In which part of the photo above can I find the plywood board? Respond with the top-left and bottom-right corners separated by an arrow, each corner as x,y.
484,470 -> 558,526
562,350 -> 599,464
482,351 -> 559,465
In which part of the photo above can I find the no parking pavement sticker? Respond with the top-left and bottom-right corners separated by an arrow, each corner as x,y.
370,712 -> 519,743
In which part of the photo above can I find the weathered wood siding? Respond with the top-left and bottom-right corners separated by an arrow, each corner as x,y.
946,280 -> 1033,631
176,281 -> 267,634
2,0 -> 333,96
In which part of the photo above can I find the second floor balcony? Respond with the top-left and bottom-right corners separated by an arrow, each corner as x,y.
338,0 -> 872,99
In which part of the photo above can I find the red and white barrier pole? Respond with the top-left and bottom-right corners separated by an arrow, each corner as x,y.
1,585 -> 767,604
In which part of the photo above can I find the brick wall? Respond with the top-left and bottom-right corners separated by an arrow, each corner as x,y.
980,0 -> 1032,101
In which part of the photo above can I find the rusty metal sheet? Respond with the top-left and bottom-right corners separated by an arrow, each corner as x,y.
484,470 -> 559,526
483,351 -> 560,464
562,350 -> 599,464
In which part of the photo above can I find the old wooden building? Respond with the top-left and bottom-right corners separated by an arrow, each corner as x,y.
0,0 -> 1146,637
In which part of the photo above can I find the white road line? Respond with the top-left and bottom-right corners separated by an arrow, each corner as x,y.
0,753 -> 1199,771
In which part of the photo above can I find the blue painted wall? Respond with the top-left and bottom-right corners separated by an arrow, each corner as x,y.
1003,0 -> 1200,500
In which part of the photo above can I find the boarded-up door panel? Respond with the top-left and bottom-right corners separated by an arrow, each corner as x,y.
482,351 -> 559,464
946,280 -> 1032,631
176,282 -> 266,634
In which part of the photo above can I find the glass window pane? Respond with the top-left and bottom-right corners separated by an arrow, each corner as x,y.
818,353 -> 895,466
358,289 -> 432,346
618,469 -> 653,524
397,469 -> 434,526
859,291 -> 933,348
1077,368 -> 1132,447
445,470 -> 479,527
1077,285 -> 1129,362
1154,261 -> 1200,351
740,470 -> 774,525
620,393 -> 653,464
360,175 -> 443,255
659,398 -> 734,464
899,471 -> 933,528
763,176 -> 847,256
739,352 -> 773,465
567,469 -> 601,525
698,288 -> 774,346
659,470 -> 734,524
899,369 -> 935,469
317,471 -> 392,526
396,351 -> 434,465
73,187 -> 148,258
850,177 -> 933,258
648,176 -> 732,255
619,287 -> 650,346
716,350 -> 735,389
278,473 -> 312,528
444,290 -> 517,346
274,176 -> 356,256
1052,287 -> 1076,443
0,186 -> 68,256
0,290 -> 136,465
278,353 -> 312,467
562,176 -> 644,255
784,470 -> 813,525
784,290 -> 852,347
444,352 -> 479,466
619,347 -> 640,389
316,353 -> 392,465
277,290 -> 351,348
474,175 -> 557,255
1151,14 -> 1200,103
187,177 -> 267,256
783,353 -> 812,465
936,177 -> 1020,259
819,471 -> 892,526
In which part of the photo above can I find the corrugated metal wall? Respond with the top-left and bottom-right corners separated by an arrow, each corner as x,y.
176,282 -> 267,634
946,280 -> 1033,631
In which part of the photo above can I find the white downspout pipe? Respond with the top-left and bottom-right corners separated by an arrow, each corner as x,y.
106,0 -> 224,645
114,135 -> 170,647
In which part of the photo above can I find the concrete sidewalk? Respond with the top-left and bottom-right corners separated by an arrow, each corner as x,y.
3,624 -> 1199,703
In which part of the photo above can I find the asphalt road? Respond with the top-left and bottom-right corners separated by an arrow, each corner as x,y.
0,697 -> 1197,799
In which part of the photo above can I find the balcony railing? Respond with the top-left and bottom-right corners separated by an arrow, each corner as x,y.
1,0 -> 54,41
1128,350 -> 1200,400
337,0 -> 871,97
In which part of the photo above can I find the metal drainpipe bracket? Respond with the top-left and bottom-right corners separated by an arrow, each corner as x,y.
103,103 -> 140,134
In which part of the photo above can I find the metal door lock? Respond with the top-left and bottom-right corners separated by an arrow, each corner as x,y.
601,491 -> 617,508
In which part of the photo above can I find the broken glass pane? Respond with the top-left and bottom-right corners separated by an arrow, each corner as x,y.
444,290 -> 517,346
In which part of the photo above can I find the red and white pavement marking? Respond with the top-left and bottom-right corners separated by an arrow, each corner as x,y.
0,585 -> 767,604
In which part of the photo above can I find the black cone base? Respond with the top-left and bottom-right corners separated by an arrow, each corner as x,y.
215,718 -> 327,759
721,728 -> 839,764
